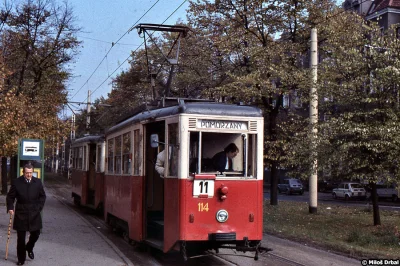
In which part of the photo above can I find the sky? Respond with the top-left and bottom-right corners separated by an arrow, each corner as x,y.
63,0 -> 345,117
63,0 -> 190,117
9,0 -> 347,118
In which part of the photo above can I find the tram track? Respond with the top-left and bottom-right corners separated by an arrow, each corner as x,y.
44,173 -> 361,266
265,252 -> 309,266
46,174 -> 307,266
45,174 -> 240,266
46,179 -> 305,266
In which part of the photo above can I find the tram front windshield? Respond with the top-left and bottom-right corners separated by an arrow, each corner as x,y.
189,132 -> 257,178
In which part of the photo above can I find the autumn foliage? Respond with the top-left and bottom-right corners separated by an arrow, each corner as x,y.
0,0 -> 80,156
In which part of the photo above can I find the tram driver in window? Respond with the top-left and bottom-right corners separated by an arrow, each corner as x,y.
212,143 -> 239,173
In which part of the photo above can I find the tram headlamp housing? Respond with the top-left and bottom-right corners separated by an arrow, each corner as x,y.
216,209 -> 229,223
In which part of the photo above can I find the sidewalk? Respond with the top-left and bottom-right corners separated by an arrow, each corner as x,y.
0,188 -> 133,266
0,173 -> 362,266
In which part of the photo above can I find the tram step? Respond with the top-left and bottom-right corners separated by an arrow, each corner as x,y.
85,204 -> 95,209
147,220 -> 164,239
144,238 -> 163,250
152,220 -> 164,226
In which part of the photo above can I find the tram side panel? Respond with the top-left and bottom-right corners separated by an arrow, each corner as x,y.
104,174 -> 144,241
179,178 -> 263,243
164,177 -> 181,252
71,169 -> 88,205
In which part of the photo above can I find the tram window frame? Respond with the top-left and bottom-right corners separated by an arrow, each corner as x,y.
122,132 -> 131,175
247,133 -> 257,178
133,129 -> 140,176
115,135 -> 122,174
74,148 -> 79,169
107,138 -> 114,173
71,148 -> 75,169
189,131 -> 256,178
78,147 -> 83,170
167,123 -> 179,177
83,145 -> 87,171
96,144 -> 102,172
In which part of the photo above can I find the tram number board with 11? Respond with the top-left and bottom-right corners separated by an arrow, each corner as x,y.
193,180 -> 215,197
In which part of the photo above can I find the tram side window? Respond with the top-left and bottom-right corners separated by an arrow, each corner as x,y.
71,148 -> 75,169
96,144 -> 102,172
189,132 -> 199,173
247,134 -> 257,178
167,123 -> 179,177
133,129 -> 140,175
108,139 -> 114,173
74,148 -> 79,169
115,136 -> 122,174
83,145 -> 87,171
122,133 -> 131,174
78,147 -> 83,170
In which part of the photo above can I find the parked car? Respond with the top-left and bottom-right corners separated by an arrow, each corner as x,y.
332,182 -> 366,201
278,179 -> 304,195
363,183 -> 399,202
375,184 -> 399,202
318,179 -> 339,192
303,179 -> 339,192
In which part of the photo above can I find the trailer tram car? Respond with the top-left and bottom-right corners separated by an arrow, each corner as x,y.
70,135 -> 106,210
87,99 -> 264,260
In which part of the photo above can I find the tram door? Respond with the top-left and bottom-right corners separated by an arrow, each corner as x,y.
87,143 -> 96,206
144,122 -> 165,243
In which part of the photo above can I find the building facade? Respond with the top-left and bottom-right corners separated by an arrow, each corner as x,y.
343,0 -> 400,32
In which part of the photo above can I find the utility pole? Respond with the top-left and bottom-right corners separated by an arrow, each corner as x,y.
55,140 -> 59,173
61,137 -> 66,174
309,28 -> 318,214
86,90 -> 91,134
68,113 -> 75,179
71,114 -> 76,140
52,136 -> 55,172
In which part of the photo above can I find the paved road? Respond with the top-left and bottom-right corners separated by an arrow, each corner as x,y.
263,190 -> 400,211
1,173 -> 362,266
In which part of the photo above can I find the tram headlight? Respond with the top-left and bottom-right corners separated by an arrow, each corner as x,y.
216,209 -> 229,223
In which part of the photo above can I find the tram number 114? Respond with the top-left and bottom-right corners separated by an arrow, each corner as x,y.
193,180 -> 215,197
198,202 -> 209,212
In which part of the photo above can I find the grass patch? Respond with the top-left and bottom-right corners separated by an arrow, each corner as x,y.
263,201 -> 400,259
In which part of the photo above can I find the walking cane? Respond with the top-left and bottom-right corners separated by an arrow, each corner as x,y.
5,212 -> 13,260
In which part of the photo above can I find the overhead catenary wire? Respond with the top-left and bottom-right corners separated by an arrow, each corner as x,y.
69,0 -> 161,100
80,0 -> 189,103
77,35 -> 141,46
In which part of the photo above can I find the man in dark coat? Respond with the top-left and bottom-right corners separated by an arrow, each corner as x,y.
6,163 -> 46,265
212,143 -> 239,173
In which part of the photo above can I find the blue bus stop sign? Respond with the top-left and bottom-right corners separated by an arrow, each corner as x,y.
18,139 -> 45,181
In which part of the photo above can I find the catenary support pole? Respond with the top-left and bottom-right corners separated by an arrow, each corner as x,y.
309,28 -> 318,214
86,90 -> 91,134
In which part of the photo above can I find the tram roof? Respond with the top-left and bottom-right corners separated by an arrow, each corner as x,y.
72,135 -> 104,146
107,102 -> 263,135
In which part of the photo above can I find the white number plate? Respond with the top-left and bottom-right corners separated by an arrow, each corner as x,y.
193,180 -> 214,197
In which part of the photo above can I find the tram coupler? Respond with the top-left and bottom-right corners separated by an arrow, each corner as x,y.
180,241 -> 188,262
235,244 -> 273,261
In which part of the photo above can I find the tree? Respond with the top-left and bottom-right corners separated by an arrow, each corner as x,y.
186,0 -> 341,205
0,0 -> 80,156
317,14 -> 400,225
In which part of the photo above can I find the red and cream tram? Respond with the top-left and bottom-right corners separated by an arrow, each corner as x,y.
102,98 -> 265,260
70,135 -> 105,210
